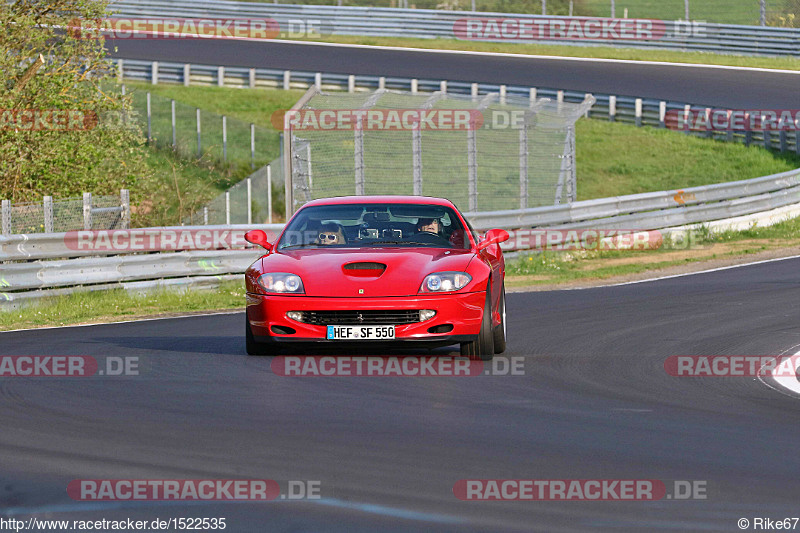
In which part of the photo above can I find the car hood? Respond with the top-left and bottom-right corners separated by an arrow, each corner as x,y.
260,248 -> 475,297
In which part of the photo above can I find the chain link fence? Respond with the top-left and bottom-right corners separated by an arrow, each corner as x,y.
1,191 -> 130,235
286,89 -> 593,214
182,161 -> 285,225
126,87 -> 277,171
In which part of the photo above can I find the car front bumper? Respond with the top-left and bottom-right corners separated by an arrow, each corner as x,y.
246,291 -> 485,346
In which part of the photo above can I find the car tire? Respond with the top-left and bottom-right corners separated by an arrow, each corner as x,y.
460,288 -> 495,361
246,314 -> 272,356
493,284 -> 507,354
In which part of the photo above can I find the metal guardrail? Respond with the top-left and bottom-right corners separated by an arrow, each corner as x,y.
2,168 -> 800,309
115,58 -> 800,155
110,0 -> 800,57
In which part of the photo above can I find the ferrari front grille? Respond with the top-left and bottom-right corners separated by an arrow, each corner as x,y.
293,310 -> 421,325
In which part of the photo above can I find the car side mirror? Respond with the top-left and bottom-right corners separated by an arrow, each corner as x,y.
476,229 -> 510,251
245,230 -> 273,251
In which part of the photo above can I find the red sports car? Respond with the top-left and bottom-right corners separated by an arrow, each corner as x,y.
244,196 -> 509,360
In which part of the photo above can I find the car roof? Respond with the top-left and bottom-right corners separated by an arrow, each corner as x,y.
301,196 -> 457,209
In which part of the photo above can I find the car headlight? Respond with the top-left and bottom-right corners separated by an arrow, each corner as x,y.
257,273 -> 305,294
419,272 -> 472,293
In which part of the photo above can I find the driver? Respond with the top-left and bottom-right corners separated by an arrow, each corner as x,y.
416,217 -> 441,235
316,223 -> 346,245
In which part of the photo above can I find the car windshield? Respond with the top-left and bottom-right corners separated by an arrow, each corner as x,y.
277,203 -> 471,250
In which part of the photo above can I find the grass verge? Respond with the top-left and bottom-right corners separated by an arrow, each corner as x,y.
0,282 -> 245,332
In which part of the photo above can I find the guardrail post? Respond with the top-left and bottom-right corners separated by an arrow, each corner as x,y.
250,123 -> 256,170
348,75 -> 355,93
43,196 -> 53,233
795,124 -> 800,155
83,192 -> 92,231
283,70 -> 291,90
203,206 -> 209,225
763,117 -> 771,149
704,107 -> 713,138
529,88 -> 537,105
471,83 -> 479,100
379,77 -> 386,90
659,101 -> 666,128
249,68 -> 256,89
183,64 -> 191,86
683,104 -> 691,134
151,61 -> 158,85
1,199 -> 9,236
120,189 -> 130,229
196,108 -> 202,158
247,177 -> 252,224
171,99 -> 176,149
117,58 -> 123,82
225,191 -> 231,225
635,98 -> 642,127
315,72 -> 322,90
609,95 -> 616,122
222,116 -> 227,162
745,112 -> 752,146
500,85 -> 507,105
440,80 -> 447,93
411,79 -> 418,94
780,129 -> 787,152
218,66 -> 225,87
146,92 -> 151,143
267,165 -> 273,224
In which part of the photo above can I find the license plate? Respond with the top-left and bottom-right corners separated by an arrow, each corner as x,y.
326,325 -> 395,340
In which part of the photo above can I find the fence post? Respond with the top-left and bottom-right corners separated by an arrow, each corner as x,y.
412,128 -> 422,196
306,143 -> 313,192
151,61 -> 158,85
225,191 -> 231,225
171,99 -> 176,149
250,123 -> 255,170
519,122 -> 528,210
348,74 -> 355,93
249,68 -> 256,89
659,101 -> 666,127
222,115 -> 227,162
354,116 -> 365,195
609,95 -> 616,121
218,66 -> 225,87
1,199 -> 9,235
635,98 -> 642,126
467,127 -> 477,211
120,189 -> 130,229
83,192 -> 92,231
283,70 -> 291,90
203,206 -> 209,225
611,0 -> 615,18
267,165 -> 273,224
146,92 -> 151,143
247,177 -> 252,224
183,63 -> 191,86
117,58 -> 124,82
43,196 -> 53,233
196,108 -> 202,158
